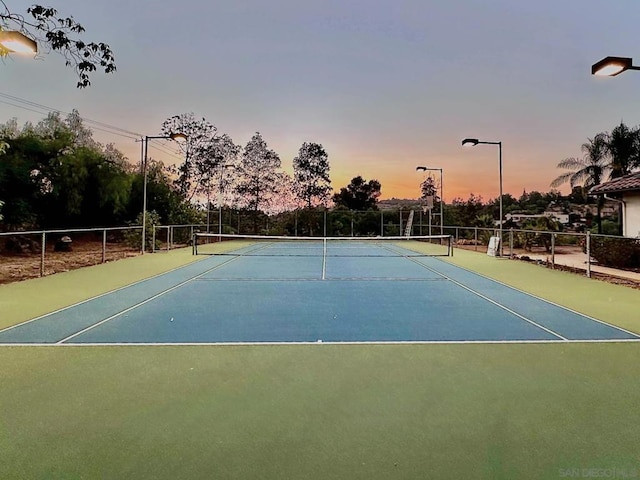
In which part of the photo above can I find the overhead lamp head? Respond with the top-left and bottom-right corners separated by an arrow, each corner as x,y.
169,133 -> 188,141
416,166 -> 427,171
0,31 -> 37,54
461,138 -> 479,147
591,56 -> 634,76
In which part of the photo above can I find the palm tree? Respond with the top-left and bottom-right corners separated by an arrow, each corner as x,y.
551,133 -> 610,233
604,122 -> 640,178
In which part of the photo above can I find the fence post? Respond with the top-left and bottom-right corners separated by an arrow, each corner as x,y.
586,231 -> 591,278
167,226 -> 171,252
40,231 -> 46,277
474,227 -> 478,251
102,229 -> 107,263
551,233 -> 555,269
380,210 -> 384,237
509,228 -> 514,258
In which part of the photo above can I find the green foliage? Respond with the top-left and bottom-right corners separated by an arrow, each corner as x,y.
516,216 -> 561,253
293,142 -> 331,208
123,210 -> 161,252
590,236 -> 640,269
590,219 -> 619,236
332,176 -> 381,211
234,132 -> 285,233
0,113 -> 198,231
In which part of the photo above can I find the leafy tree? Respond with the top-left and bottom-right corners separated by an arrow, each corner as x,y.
551,134 -> 609,233
0,114 -> 133,228
234,132 -> 285,233
551,134 -> 610,191
420,176 -> 439,204
449,193 -> 485,227
160,113 -> 228,202
293,142 -> 331,208
0,129 -> 68,228
127,159 -> 200,226
332,176 -> 381,211
605,122 -> 640,178
0,2 -> 116,88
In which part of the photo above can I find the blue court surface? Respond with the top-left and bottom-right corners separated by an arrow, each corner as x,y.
1,240 -> 638,345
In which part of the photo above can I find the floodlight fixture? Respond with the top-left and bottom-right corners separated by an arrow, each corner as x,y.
141,133 -> 188,253
591,56 -> 640,76
0,31 -> 37,54
461,137 -> 504,255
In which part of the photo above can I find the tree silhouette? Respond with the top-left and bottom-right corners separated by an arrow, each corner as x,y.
1,2 -> 116,87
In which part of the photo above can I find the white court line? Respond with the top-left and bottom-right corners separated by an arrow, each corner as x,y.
0,256 -> 214,335
2,338 -> 640,347
55,255 -> 243,344
433,257 -> 640,340
380,244 -> 569,341
322,238 -> 327,280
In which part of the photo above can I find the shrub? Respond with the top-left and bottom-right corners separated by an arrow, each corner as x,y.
589,236 -> 640,269
123,211 -> 161,252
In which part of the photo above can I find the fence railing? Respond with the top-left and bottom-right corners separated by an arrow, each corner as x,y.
2,218 -> 638,282
444,225 -> 640,279
0,226 -> 142,281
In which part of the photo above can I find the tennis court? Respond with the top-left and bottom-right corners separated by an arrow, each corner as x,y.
1,235 -> 637,345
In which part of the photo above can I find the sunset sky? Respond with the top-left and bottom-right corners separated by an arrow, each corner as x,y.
3,0 -> 640,201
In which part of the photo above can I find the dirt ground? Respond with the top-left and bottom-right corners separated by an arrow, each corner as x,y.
0,239 -> 140,285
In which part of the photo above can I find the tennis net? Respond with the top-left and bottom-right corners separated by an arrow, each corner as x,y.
193,233 -> 453,257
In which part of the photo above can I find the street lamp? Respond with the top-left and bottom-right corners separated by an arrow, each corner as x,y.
415,166 -> 444,235
462,138 -> 503,255
591,56 -> 640,76
0,31 -> 37,54
141,133 -> 187,253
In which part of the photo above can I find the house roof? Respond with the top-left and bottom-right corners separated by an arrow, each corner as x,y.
590,172 -> 640,194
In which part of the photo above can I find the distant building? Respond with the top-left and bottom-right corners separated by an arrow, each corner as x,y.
505,212 -> 569,226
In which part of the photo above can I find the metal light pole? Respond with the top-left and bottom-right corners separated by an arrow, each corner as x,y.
416,166 -> 444,235
141,133 -> 187,253
461,138 -> 503,255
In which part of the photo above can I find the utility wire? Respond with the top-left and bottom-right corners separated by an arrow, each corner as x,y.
0,91 -> 185,162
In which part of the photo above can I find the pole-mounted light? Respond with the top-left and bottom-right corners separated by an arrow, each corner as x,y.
591,56 -> 640,76
0,31 -> 37,54
141,133 -> 187,253
461,137 -> 503,255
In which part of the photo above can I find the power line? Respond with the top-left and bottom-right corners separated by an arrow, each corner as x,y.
0,91 -> 186,162
0,91 -> 142,139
